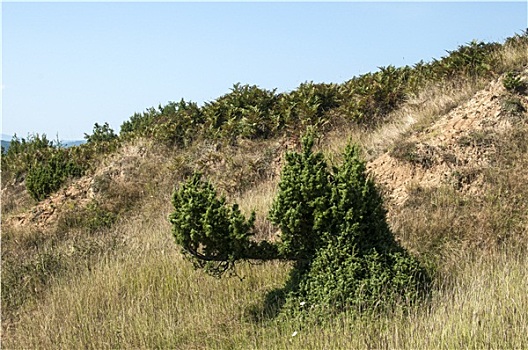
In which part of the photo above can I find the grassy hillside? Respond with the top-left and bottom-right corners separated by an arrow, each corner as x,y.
2,32 -> 527,349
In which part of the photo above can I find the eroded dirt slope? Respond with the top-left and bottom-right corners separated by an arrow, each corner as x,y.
3,141 -> 153,229
368,72 -> 528,207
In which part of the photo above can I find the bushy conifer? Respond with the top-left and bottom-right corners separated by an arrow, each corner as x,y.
170,134 -> 430,313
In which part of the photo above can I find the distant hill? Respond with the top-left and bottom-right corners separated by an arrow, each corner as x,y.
62,140 -> 86,148
1,134 -> 12,151
1,139 -> 10,151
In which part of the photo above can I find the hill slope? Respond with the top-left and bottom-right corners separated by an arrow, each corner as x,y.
372,72 -> 527,203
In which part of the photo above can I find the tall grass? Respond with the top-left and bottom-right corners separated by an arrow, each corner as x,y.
3,202 -> 527,349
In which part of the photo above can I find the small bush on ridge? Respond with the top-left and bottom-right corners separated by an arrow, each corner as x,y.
84,122 -> 118,144
503,71 -> 527,94
26,149 -> 84,201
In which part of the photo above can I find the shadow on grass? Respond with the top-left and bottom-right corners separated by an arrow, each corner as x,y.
245,287 -> 288,323
244,261 -> 308,323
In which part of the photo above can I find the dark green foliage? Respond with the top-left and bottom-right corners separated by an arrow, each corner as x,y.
0,133 -> 86,201
26,149 -> 84,201
327,144 -> 396,254
268,133 -> 331,261
1,133 -> 110,202
170,173 -> 278,276
298,247 -> 427,313
171,134 -> 430,314
275,82 -> 340,132
503,72 -> 527,94
337,41 -> 499,127
84,122 -> 118,143
120,99 -> 204,147
339,65 -> 413,125
504,28 -> 528,49
431,40 -> 499,79
202,84 -> 280,141
83,122 -> 120,154
115,35 -> 523,147
1,134 -> 56,182
292,144 -> 429,312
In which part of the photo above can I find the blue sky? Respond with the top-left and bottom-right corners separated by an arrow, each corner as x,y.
2,2 -> 527,141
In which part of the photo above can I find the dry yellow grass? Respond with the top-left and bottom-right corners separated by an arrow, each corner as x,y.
3,204 -> 527,349
321,77 -> 488,164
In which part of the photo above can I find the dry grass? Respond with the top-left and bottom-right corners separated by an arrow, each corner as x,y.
234,178 -> 279,241
2,195 -> 291,349
3,205 -> 527,349
264,248 -> 528,350
389,119 -> 528,265
321,77 -> 488,165
494,38 -> 528,74
4,119 -> 528,348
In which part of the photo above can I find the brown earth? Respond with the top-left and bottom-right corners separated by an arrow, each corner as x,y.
4,141 -> 151,230
368,72 -> 528,207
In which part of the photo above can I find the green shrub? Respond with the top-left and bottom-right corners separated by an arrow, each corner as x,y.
293,144 -> 429,312
170,134 -> 430,315
339,66 -> 412,125
82,122 -> 120,155
26,149 -> 84,201
1,134 -> 56,182
202,84 -> 279,141
1,134 -> 100,198
169,172 -> 277,276
120,99 -> 204,147
274,82 -> 340,132
115,35 -> 522,149
431,40 -> 499,79
268,133 -> 331,261
84,122 -> 118,143
503,72 -> 527,94
504,29 -> 528,49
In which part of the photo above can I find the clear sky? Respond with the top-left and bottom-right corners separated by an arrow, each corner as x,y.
2,1 -> 527,141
